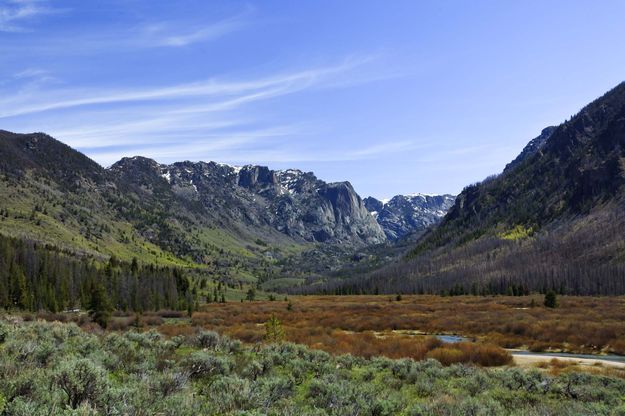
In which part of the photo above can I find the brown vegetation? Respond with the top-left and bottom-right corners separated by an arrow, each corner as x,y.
27,295 -> 625,366
187,295 -> 625,358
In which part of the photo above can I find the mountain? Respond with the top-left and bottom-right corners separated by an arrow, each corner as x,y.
315,82 -> 625,296
0,130 -> 384,295
364,194 -> 455,240
110,158 -> 385,246
504,126 -> 556,171
436,82 -> 625,243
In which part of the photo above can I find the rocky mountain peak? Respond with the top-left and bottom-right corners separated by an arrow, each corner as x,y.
0,130 -> 104,186
505,126 -> 557,172
108,156 -> 385,246
110,156 -> 161,173
365,193 -> 456,240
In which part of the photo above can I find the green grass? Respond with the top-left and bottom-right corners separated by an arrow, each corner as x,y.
498,225 -> 534,241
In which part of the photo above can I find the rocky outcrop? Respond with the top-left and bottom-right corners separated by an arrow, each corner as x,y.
364,194 -> 455,240
111,159 -> 386,246
505,126 -> 556,172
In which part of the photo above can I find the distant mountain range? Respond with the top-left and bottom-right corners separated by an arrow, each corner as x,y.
5,82 -> 625,299
323,81 -> 625,296
0,130 -> 392,281
109,155 -> 386,248
364,194 -> 455,240
1,130 -> 455,293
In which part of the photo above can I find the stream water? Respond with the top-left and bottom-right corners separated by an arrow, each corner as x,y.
434,334 -> 625,364
509,350 -> 625,363
435,334 -> 469,343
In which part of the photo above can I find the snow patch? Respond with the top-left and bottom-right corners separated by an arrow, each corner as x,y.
406,192 -> 446,198
161,171 -> 172,183
216,162 -> 243,174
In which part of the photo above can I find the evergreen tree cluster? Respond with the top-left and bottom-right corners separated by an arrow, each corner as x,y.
0,234 -> 194,313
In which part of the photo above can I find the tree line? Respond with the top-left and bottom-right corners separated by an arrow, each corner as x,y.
0,234 -> 194,313
292,205 -> 625,297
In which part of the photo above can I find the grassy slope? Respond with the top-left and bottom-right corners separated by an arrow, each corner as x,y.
0,171 -> 314,292
0,176 -> 189,266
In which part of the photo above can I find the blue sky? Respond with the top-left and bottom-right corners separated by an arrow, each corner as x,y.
1,1 -> 624,198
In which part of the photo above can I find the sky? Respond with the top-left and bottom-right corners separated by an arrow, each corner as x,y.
1,1 -> 624,199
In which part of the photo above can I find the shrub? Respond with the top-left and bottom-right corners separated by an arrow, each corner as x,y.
107,316 -> 135,331
151,370 -> 189,397
3,314 -> 625,414
218,337 -> 242,354
33,341 -> 55,366
544,291 -> 558,308
196,330 -> 220,349
256,375 -> 295,403
181,352 -> 232,379
158,310 -> 185,318
608,338 -> 625,355
0,323 -> 8,344
241,360 -> 265,380
426,347 -> 465,366
54,358 -> 108,409
529,341 -> 550,352
141,315 -> 164,326
425,343 -> 512,367
205,376 -> 258,413
157,324 -> 196,338
36,312 -> 68,323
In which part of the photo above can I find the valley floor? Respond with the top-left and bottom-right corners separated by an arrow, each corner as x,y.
186,295 -> 625,358
1,317 -> 625,415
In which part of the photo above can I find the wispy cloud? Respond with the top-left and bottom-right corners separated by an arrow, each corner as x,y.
12,67 -> 57,86
0,0 -> 62,32
145,11 -> 250,47
1,55 -> 404,166
0,55 -> 374,118
0,5 -> 251,55
351,141 -> 420,157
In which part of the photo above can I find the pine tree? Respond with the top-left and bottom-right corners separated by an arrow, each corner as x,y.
264,314 -> 285,343
87,282 -> 113,328
131,257 -> 139,275
544,290 -> 557,308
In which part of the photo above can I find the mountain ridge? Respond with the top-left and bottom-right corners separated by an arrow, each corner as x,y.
364,193 -> 455,240
109,154 -> 385,246
0,130 -> 392,292
309,81 -> 625,296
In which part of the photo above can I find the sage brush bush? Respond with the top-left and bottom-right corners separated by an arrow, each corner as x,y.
0,318 -> 624,415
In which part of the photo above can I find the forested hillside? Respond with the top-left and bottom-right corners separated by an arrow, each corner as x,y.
0,234 -> 195,313
0,129 -> 395,307
308,82 -> 625,296
5,81 -> 625,303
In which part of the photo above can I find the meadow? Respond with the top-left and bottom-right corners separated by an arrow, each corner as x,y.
186,295 -> 625,358
2,318 -> 625,415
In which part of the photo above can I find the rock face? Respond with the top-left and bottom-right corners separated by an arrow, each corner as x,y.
504,126 -> 556,172
364,194 -> 455,240
110,158 -> 386,246
441,82 -> 625,239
